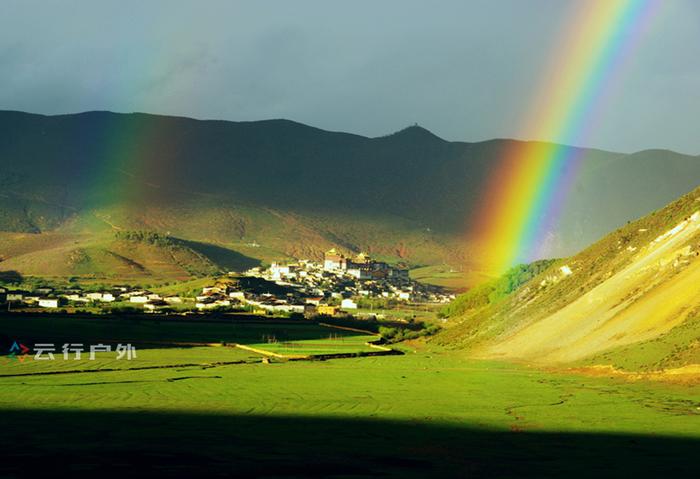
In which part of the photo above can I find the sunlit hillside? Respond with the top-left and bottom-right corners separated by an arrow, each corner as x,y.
438,185 -> 700,371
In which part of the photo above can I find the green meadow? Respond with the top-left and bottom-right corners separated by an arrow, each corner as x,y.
1,315 -> 699,477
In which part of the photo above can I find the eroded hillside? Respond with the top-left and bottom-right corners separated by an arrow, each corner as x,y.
439,186 -> 700,370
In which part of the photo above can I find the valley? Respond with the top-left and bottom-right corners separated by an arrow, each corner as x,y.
4,2 -> 700,476
1,313 -> 698,477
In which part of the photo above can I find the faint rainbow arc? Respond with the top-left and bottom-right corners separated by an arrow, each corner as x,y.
470,0 -> 662,274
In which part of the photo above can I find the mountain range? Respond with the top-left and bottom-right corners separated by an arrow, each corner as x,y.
1,110 -> 699,286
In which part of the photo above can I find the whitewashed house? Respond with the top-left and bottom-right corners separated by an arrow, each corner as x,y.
196,299 -> 231,310
144,300 -> 169,312
202,286 -> 223,295
101,293 -> 116,302
38,298 -> 59,308
341,298 -> 358,310
6,292 -> 24,302
63,293 -> 89,303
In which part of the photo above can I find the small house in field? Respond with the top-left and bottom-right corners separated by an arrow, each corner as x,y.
6,291 -> 25,302
202,286 -> 224,295
288,303 -> 306,314
144,300 -> 169,312
101,293 -> 116,302
119,290 -> 146,300
317,304 -> 339,316
38,298 -> 59,308
196,298 -> 215,310
341,298 -> 358,310
129,296 -> 149,304
305,296 -> 323,306
63,293 -> 89,303
196,297 -> 231,310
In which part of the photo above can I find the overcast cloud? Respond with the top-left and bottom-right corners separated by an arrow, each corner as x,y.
1,0 -> 699,154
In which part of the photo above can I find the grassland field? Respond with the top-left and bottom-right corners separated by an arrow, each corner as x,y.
0,314 -> 699,477
0,315 -> 381,360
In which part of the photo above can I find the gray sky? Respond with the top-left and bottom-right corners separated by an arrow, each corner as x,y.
2,0 -> 699,154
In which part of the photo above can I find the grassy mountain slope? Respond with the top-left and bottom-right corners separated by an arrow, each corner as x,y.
437,186 -> 700,370
1,110 -> 700,283
0,230 -> 236,281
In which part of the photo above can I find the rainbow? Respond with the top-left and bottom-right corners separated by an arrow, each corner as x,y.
85,112 -> 186,221
470,0 -> 661,274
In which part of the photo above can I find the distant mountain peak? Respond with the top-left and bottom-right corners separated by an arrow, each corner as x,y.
383,124 -> 445,142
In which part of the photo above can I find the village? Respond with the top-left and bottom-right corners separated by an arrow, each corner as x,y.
0,249 -> 454,318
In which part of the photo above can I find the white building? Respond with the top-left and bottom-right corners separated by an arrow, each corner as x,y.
323,248 -> 347,271
202,286 -> 223,295
38,298 -> 59,308
63,294 -> 89,303
129,296 -> 149,304
196,299 -> 231,310
270,263 -> 292,280
85,292 -> 116,302
144,300 -> 169,312
120,290 -> 146,299
101,293 -> 116,302
341,298 -> 358,310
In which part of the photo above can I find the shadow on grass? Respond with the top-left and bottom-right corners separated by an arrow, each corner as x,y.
0,315 -> 366,352
2,408 -> 698,478
177,238 -> 261,272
